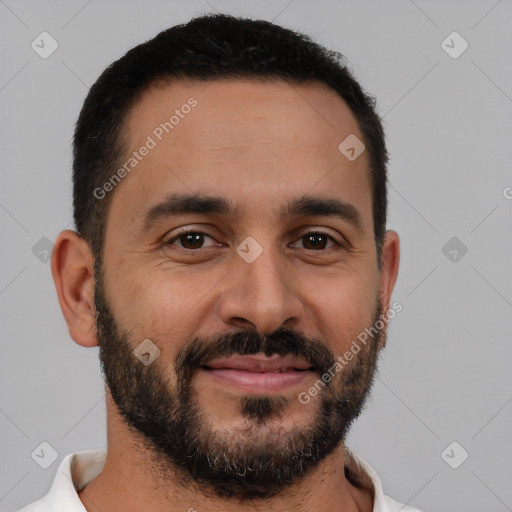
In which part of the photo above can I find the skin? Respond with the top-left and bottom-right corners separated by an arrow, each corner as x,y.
52,78 -> 400,512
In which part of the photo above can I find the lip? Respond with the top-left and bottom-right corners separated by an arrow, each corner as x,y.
201,353 -> 314,392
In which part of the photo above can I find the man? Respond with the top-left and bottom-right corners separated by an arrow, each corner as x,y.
17,12 -> 417,512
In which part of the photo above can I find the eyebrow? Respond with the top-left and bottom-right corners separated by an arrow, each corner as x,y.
139,192 -> 364,232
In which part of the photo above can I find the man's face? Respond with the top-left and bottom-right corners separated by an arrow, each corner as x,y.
95,79 -> 385,497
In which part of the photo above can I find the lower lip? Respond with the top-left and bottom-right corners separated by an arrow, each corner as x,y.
202,368 -> 313,392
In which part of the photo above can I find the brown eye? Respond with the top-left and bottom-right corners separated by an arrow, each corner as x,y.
292,232 -> 339,251
166,231 -> 216,250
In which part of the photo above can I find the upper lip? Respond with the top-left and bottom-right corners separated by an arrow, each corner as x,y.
203,353 -> 313,373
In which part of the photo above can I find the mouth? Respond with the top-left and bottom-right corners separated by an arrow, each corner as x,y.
200,353 -> 315,392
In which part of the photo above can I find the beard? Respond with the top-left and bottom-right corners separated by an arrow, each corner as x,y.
93,269 -> 384,500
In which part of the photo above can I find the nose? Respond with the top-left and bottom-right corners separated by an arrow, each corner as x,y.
217,244 -> 304,336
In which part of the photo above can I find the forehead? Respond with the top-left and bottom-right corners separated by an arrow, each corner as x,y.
110,78 -> 372,230
125,77 -> 365,156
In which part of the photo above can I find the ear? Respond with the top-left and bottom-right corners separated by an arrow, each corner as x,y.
378,230 -> 400,348
51,230 -> 98,347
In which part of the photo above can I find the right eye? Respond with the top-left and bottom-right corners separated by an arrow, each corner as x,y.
165,230 -> 220,250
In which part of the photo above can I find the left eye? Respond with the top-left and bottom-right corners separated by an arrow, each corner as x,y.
291,232 -> 339,250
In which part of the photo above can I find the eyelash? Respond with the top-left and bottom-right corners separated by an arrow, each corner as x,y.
164,229 -> 343,252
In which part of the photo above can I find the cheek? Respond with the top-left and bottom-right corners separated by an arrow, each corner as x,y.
305,273 -> 378,356
107,269 -> 212,355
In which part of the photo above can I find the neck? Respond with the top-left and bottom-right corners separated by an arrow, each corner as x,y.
78,399 -> 373,512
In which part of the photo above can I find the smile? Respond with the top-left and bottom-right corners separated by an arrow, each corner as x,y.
200,353 -> 315,392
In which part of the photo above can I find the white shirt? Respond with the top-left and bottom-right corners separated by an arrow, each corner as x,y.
16,447 -> 422,512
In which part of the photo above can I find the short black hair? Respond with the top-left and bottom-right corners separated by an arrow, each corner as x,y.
73,13 -> 388,271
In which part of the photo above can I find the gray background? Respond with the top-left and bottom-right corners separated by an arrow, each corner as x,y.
1,1 -> 511,511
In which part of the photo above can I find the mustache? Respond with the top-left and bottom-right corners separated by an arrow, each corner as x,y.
175,327 -> 336,385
